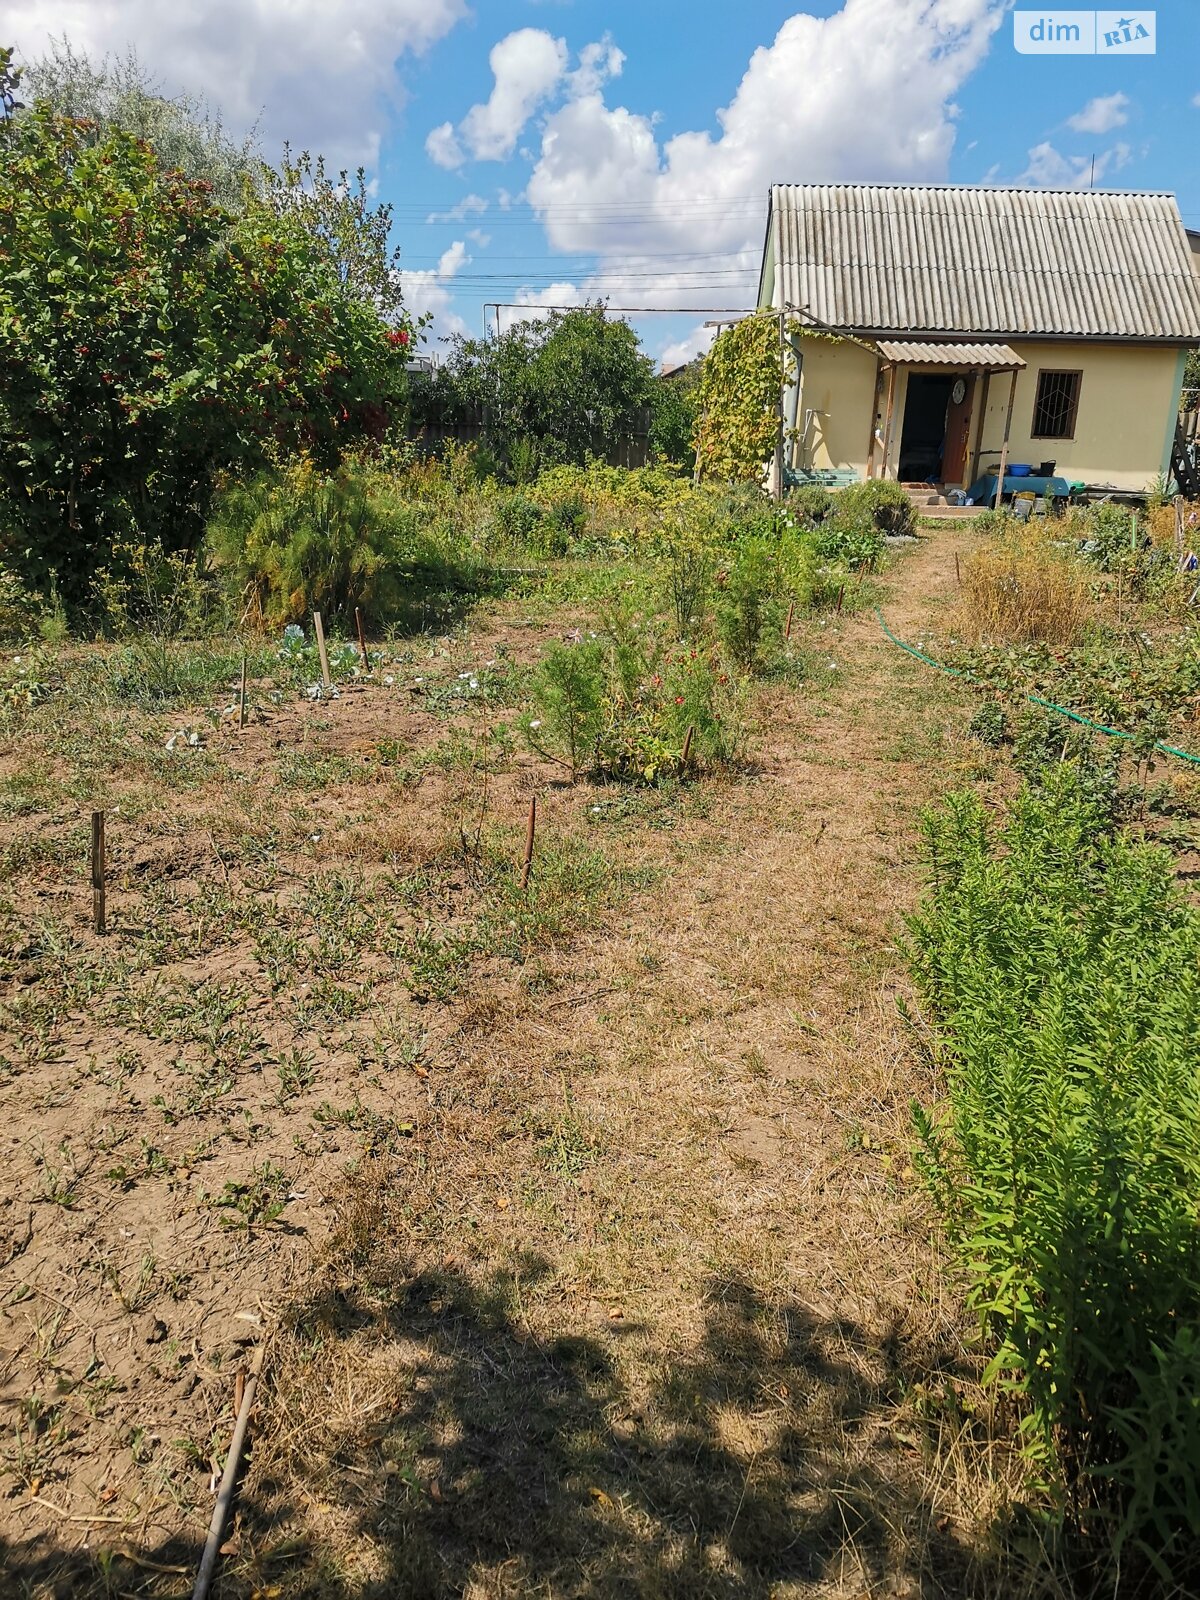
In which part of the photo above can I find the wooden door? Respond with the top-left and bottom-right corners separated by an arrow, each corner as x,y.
942,374 -> 975,486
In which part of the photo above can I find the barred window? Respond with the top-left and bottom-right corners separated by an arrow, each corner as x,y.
1031,370 -> 1082,439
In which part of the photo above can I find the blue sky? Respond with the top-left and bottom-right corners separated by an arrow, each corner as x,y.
9,1 -> 1200,366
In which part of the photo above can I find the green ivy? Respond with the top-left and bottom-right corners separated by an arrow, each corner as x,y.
693,313 -> 789,484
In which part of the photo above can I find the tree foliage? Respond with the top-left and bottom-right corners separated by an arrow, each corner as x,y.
23,39 -> 257,208
417,305 -> 658,477
261,148 -> 412,327
0,104 -> 411,597
693,313 -> 789,484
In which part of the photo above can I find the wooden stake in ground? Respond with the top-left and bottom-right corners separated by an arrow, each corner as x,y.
90,810 -> 106,936
354,607 -> 370,674
784,598 -> 795,641
681,724 -> 695,770
955,551 -> 961,587
191,1344 -> 265,1600
238,652 -> 248,730
312,610 -> 332,691
520,797 -> 537,893
836,583 -> 845,616
1175,495 -> 1185,567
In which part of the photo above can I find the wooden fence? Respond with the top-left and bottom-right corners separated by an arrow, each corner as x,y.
407,402 -> 654,470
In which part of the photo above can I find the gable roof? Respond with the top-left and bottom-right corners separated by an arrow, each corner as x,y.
761,183 -> 1200,343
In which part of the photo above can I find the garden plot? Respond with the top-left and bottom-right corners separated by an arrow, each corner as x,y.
0,529 -> 1003,1599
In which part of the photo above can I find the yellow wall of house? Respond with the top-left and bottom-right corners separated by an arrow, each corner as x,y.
793,337 -> 880,472
971,341 -> 1182,491
795,336 -> 1186,491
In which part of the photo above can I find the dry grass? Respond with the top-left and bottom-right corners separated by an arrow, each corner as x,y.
958,533 -> 1089,647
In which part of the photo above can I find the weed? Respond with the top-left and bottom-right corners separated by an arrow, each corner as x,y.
909,766 -> 1200,1571
958,535 -> 1088,646
212,1161 -> 291,1230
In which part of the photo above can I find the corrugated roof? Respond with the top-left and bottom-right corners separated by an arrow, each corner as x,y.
764,184 -> 1200,341
876,340 -> 1025,368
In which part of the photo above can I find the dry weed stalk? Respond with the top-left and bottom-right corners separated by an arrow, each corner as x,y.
958,534 -> 1087,646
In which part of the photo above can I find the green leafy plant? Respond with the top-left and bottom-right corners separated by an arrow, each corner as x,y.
208,461 -> 410,627
524,639 -> 608,779
694,313 -> 790,484
834,479 -> 915,538
0,105 -> 411,601
909,767 -> 1200,1572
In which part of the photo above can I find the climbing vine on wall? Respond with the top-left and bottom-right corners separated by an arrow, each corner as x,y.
693,312 -> 793,484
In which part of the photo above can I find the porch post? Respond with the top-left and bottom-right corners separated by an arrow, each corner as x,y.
969,370 -> 991,490
993,368 -> 1019,511
880,363 -> 899,482
866,357 -> 884,479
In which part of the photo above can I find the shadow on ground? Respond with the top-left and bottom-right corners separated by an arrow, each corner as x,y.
2,1259 -> 988,1599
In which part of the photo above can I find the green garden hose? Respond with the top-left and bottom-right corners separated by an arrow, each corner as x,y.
875,608 -> 1200,770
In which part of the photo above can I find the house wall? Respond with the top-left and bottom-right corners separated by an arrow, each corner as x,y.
795,336 -> 1186,491
793,337 -> 879,472
972,340 -> 1184,491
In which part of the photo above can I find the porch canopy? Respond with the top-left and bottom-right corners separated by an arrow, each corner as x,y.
876,340 -> 1025,371
871,341 -> 1027,497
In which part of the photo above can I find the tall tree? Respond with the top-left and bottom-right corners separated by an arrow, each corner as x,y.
0,104 -> 412,596
418,304 -> 658,475
24,39 -> 257,209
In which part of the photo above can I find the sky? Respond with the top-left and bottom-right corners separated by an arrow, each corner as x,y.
7,1 -> 1200,369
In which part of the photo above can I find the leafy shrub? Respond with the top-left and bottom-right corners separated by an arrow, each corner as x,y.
523,638 -> 607,779
715,537 -> 777,669
966,699 -> 1007,747
835,479 -> 915,538
492,493 -> 545,552
0,107 -> 411,600
90,538 -> 222,640
207,461 -> 409,628
542,493 -> 588,550
0,567 -> 44,642
658,513 -> 718,639
909,767 -> 1200,1570
810,514 -> 884,570
524,618 -> 747,781
788,483 -> 835,526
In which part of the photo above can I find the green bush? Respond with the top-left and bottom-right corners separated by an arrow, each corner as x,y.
207,462 -> 409,628
90,537 -> 222,640
523,639 -> 607,779
524,618 -> 747,782
492,492 -> 545,552
810,514 -> 884,569
909,767 -> 1200,1571
788,483 -> 835,526
835,479 -> 915,538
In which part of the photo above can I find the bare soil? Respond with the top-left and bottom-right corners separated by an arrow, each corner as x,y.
1,528 -> 1008,1598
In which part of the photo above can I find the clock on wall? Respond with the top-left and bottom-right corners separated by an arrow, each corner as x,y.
951,378 -> 967,405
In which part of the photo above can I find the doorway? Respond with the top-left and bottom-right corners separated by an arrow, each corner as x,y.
897,373 -> 954,482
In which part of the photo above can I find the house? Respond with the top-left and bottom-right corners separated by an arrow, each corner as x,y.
756,184 -> 1200,495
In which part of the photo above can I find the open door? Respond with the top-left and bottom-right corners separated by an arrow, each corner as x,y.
942,375 -> 975,487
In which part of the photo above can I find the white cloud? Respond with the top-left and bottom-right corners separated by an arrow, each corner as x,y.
426,194 -> 489,223
457,28 -> 568,162
426,121 -> 466,170
468,228 -> 492,247
568,36 -> 625,98
526,0 -> 1006,262
10,0 -> 467,169
401,238 -> 472,340
1020,139 -> 1132,188
1192,93 -> 1200,109
494,282 -> 585,331
1066,92 -> 1130,134
659,324 -> 716,372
